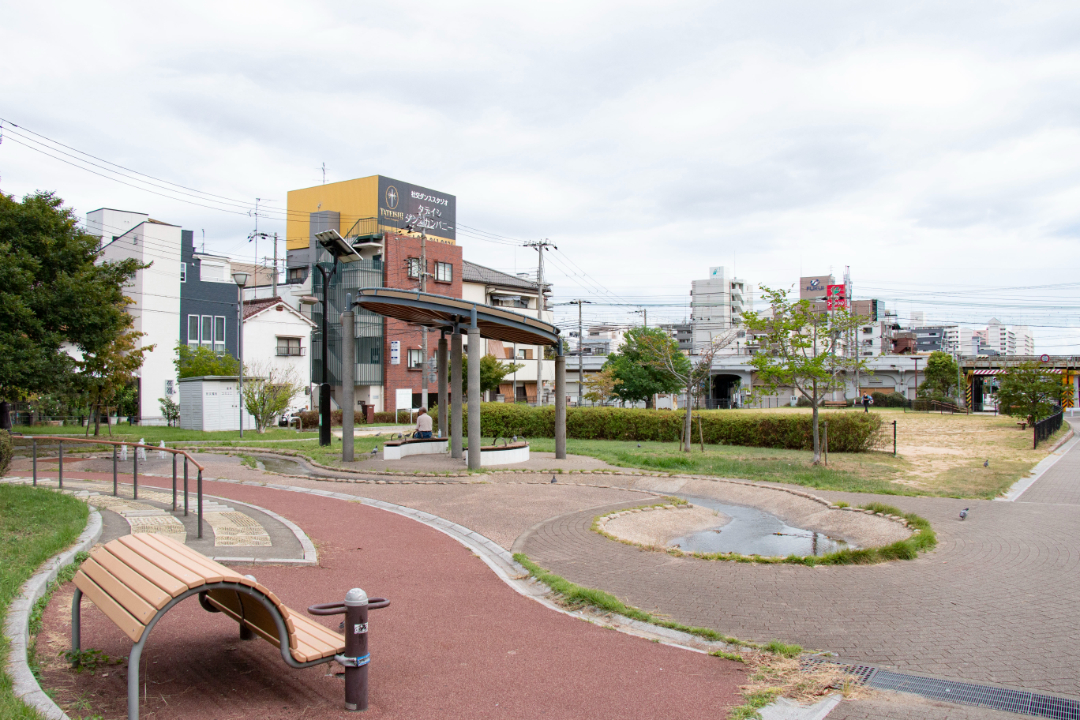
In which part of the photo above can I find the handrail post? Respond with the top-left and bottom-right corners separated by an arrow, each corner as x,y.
183,457 -> 189,516
172,453 -> 177,511
31,438 -> 37,486
58,440 -> 63,489
113,445 -> 118,496
197,469 -> 203,539
133,445 -> 138,500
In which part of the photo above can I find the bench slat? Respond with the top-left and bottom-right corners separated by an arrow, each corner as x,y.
103,541 -> 188,597
293,613 -> 346,649
79,558 -> 157,624
140,534 -> 238,583
93,548 -> 172,609
73,571 -> 145,642
117,535 -> 205,588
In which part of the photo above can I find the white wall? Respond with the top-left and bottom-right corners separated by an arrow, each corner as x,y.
242,304 -> 314,407
86,209 -> 148,248
99,220 -> 182,425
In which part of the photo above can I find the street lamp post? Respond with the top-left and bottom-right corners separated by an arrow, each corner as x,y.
232,272 -> 249,438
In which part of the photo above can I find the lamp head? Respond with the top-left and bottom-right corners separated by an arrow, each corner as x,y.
299,295 -> 319,306
232,272 -> 249,287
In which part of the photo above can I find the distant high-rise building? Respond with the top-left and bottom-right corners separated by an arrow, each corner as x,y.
691,266 -> 751,351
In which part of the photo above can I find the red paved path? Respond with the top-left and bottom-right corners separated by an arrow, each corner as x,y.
33,471 -> 744,719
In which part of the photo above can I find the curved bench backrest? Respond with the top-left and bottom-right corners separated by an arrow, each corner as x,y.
73,534 -> 294,647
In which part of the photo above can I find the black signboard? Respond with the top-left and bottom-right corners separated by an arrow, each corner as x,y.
377,176 -> 456,242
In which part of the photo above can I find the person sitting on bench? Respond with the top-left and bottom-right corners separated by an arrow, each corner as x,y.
414,407 -> 433,439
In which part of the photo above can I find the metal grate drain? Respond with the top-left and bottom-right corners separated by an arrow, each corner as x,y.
801,659 -> 1080,719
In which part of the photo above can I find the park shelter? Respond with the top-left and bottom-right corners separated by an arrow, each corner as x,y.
352,288 -> 566,469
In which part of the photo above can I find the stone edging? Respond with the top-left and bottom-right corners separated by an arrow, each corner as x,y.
5,504 -> 102,720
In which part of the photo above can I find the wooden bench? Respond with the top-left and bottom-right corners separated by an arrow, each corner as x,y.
1017,421 -> 1028,430
823,401 -> 848,408
72,533 -> 347,720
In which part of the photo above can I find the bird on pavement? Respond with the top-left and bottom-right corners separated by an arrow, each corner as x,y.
551,476 -> 557,484
371,448 -> 378,455
512,435 -> 518,442
984,459 -> 989,467
959,508 -> 969,520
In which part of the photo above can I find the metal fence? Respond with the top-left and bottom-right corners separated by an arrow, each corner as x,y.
1033,408 -> 1064,449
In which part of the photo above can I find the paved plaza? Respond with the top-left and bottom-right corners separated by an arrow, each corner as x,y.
8,423 -> 1080,719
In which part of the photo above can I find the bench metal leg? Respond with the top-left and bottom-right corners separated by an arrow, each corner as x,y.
129,634 -> 147,720
71,587 -> 82,658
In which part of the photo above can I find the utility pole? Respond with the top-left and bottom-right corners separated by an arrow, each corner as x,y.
566,300 -> 592,406
272,232 -> 278,297
420,227 -> 428,409
633,308 -> 647,328
525,239 -> 556,405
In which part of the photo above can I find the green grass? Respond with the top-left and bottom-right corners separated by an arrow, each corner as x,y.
709,650 -> 746,663
0,484 -> 89,719
729,690 -> 781,720
763,640 -> 803,658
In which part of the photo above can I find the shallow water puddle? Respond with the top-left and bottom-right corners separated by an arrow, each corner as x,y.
670,495 -> 852,557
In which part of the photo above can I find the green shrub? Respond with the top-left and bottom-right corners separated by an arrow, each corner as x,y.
0,430 -> 11,475
442,404 -> 882,452
295,409 -> 404,428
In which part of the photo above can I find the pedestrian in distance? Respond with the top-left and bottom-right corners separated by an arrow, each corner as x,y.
414,407 -> 433,439
862,393 -> 873,413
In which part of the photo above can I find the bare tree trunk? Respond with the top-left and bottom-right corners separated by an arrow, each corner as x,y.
683,382 -> 693,452
811,379 -> 821,464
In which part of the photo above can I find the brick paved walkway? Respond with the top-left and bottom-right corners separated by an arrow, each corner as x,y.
1015,422 -> 1080,505
521,477 -> 1080,699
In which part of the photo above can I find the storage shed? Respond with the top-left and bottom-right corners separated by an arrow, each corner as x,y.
179,376 -> 256,431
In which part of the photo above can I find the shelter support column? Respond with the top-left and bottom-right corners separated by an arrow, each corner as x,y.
341,306 -> 355,462
555,349 -> 566,459
451,329 -> 463,459
467,325 -> 482,470
438,335 -> 448,436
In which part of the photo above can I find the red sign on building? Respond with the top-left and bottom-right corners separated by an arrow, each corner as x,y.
825,284 -> 847,310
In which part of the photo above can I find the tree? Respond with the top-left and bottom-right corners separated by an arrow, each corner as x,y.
175,343 -> 241,378
242,363 -> 301,433
997,362 -> 1064,425
78,318 -> 153,437
743,286 -> 870,464
544,339 -> 571,359
0,191 -> 144,428
604,327 -> 690,408
583,366 -> 620,405
459,354 -> 525,396
638,329 -> 738,451
918,351 -> 960,402
159,396 -> 180,427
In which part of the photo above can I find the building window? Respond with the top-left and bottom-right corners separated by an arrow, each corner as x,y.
407,349 -> 424,369
201,315 -> 213,347
435,261 -> 452,282
277,337 -> 303,356
406,258 -> 421,279
188,315 -> 200,345
180,262 -> 187,283
214,316 -> 226,354
287,267 -> 306,284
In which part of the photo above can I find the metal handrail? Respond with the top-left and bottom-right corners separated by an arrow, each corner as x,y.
23,435 -> 208,539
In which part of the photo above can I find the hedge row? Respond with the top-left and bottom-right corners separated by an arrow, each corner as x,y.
0,430 -> 12,475
295,409 -> 404,427
427,404 -> 882,452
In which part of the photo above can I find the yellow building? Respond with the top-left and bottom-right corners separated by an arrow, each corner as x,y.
286,175 -> 456,251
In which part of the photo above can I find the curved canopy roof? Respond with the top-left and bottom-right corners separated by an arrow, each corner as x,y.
352,288 -> 560,346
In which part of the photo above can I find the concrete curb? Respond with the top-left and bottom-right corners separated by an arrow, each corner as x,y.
998,425 -> 1078,502
4,503 -> 102,720
762,694 -> 843,719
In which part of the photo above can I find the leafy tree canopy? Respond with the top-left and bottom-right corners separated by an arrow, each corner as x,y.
918,351 -> 960,401
0,191 -> 144,401
997,362 -> 1064,424
604,327 -> 689,407
175,343 -> 241,378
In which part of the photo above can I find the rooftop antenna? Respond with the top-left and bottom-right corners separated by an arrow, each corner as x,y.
201,229 -> 205,253
321,162 -> 326,184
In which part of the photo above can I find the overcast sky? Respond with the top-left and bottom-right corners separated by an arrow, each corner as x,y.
3,1 -> 1080,351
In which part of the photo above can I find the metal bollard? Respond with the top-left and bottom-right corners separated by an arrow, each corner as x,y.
58,440 -> 63,489
197,469 -> 203,539
112,445 -> 118,496
132,445 -> 138,500
308,589 -> 390,712
183,458 -> 189,516
343,589 -> 370,711
172,453 -> 177,511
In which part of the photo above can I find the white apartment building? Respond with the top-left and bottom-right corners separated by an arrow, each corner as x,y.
90,209 -> 182,425
690,266 -> 751,351
461,261 -> 555,403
